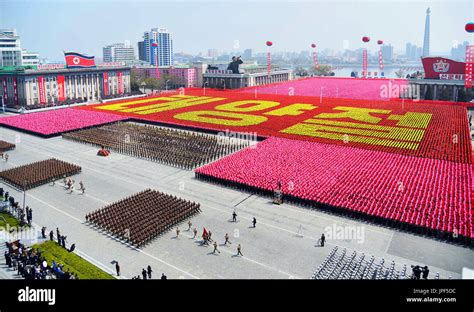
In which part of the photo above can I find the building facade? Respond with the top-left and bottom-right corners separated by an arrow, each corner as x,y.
0,66 -> 131,108
132,66 -> 196,88
381,44 -> 394,62
21,50 -> 40,66
203,66 -> 293,89
102,42 -> 135,63
0,29 -> 23,67
142,28 -> 174,67
137,41 -> 147,61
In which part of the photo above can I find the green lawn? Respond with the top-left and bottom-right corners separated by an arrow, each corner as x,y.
31,241 -> 115,280
0,211 -> 20,228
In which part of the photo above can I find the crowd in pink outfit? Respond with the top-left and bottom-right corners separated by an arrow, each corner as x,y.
0,108 -> 128,136
195,137 -> 473,241
240,77 -> 409,100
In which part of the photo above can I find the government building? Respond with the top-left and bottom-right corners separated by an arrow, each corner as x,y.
0,65 -> 131,109
202,65 -> 293,89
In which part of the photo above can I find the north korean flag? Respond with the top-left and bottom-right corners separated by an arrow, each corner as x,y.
64,51 -> 96,68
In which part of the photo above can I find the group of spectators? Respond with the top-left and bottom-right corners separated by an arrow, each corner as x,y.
1,188 -> 33,227
4,239 -> 77,280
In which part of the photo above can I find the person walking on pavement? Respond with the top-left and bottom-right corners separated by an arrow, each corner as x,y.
79,181 -> 85,194
49,230 -> 54,241
147,265 -> 153,279
187,221 -> 192,231
232,210 -> 237,222
161,273 -> 167,280
224,233 -> 232,245
41,227 -> 46,239
212,241 -> 220,254
208,230 -> 213,242
320,233 -> 326,247
115,262 -> 120,276
175,227 -> 180,238
252,217 -> 257,228
192,228 -> 198,239
142,268 -> 147,280
237,244 -> 243,256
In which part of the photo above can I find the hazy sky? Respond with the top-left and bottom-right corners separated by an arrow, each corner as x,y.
1,0 -> 473,61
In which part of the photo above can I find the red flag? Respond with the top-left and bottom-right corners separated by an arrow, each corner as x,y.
64,52 -> 96,68
202,228 -> 208,238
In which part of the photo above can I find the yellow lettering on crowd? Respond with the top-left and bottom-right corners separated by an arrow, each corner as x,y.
96,95 -> 225,115
280,122 -> 421,150
174,111 -> 267,126
387,112 -> 432,129
264,103 -> 317,116
313,107 -> 392,124
304,119 -> 425,142
96,95 -> 197,112
215,100 -> 279,112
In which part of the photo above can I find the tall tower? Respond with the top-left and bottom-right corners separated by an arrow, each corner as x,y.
422,8 -> 430,57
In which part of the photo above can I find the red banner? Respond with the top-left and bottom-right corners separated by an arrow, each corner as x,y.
118,72 -> 123,94
2,78 -> 7,104
312,51 -> 318,68
57,75 -> 66,102
13,77 -> 18,106
465,46 -> 474,88
103,72 -> 109,96
38,76 -> 46,104
362,49 -> 368,78
421,57 -> 466,79
267,52 -> 271,76
378,48 -> 384,71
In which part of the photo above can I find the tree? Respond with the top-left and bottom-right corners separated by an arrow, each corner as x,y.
310,65 -> 332,76
394,69 -> 405,78
144,77 -> 160,92
130,72 -> 141,92
294,67 -> 308,77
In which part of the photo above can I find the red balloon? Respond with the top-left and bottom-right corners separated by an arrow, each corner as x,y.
266,41 -> 273,46
377,40 -> 383,45
311,43 -> 316,48
466,22 -> 474,33
362,36 -> 370,43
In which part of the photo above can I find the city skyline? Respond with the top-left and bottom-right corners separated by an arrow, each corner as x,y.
1,0 -> 472,62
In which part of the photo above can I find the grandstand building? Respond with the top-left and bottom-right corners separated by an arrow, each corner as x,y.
0,65 -> 131,108
203,65 -> 293,89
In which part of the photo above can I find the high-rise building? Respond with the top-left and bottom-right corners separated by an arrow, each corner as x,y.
0,29 -> 24,67
137,41 -> 147,61
207,49 -> 218,58
422,8 -> 430,57
381,44 -> 393,62
451,41 -> 469,61
243,49 -> 253,59
142,28 -> 174,67
405,43 -> 422,62
21,50 -> 39,66
102,42 -> 135,63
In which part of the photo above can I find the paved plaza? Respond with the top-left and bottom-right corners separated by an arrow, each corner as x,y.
0,124 -> 472,279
